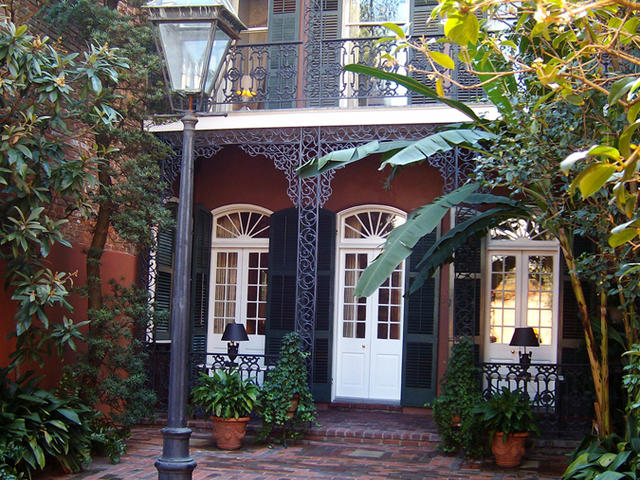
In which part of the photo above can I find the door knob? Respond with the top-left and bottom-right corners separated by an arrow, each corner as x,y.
362,344 -> 366,349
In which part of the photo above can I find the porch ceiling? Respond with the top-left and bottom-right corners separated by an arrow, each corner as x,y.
147,104 -> 498,133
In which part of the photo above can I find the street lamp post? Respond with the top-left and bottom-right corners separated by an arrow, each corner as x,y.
144,2 -> 245,478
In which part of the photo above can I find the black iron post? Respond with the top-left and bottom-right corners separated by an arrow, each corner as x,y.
155,108 -> 198,480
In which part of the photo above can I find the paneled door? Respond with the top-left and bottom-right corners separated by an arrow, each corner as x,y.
335,250 -> 404,400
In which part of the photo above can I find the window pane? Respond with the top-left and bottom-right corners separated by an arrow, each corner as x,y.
489,255 -> 517,345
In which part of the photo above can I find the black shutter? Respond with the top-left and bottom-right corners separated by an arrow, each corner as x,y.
453,234 -> 482,337
265,208 -> 298,355
313,209 -> 335,401
401,232 -> 439,406
154,203 -> 177,341
190,204 -> 212,355
266,208 -> 336,401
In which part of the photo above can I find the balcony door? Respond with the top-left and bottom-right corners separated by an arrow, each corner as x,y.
207,206 -> 271,355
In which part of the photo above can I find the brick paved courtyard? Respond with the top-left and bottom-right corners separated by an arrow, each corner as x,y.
40,408 -> 571,480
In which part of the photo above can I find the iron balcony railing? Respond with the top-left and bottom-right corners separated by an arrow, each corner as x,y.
480,362 -> 623,436
192,36 -> 486,112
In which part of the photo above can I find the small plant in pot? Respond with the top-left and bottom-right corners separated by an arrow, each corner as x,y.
191,369 -> 260,450
473,386 -> 540,467
259,332 -> 317,444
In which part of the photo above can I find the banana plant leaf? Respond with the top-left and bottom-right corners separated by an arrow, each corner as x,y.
298,128 -> 495,178
354,183 -> 480,297
408,200 -> 530,294
343,64 -> 485,123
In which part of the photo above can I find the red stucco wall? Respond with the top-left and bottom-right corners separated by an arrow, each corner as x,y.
0,244 -> 137,388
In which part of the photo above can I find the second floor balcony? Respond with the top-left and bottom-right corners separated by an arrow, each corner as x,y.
196,35 -> 485,112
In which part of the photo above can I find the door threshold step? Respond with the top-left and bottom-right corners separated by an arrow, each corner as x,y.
326,401 -> 402,412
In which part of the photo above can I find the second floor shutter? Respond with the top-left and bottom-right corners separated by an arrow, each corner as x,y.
267,0 -> 299,108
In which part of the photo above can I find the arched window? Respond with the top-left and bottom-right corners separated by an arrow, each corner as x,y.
208,205 -> 271,354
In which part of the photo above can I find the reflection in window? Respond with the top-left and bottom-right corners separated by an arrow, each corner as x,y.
488,254 -> 554,346
490,218 -> 554,241
489,255 -> 516,344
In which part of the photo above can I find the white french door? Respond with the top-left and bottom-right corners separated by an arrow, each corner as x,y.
484,250 -> 559,364
335,250 -> 404,401
207,248 -> 268,355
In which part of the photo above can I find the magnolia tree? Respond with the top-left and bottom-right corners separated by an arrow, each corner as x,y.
0,15 -> 127,367
300,0 -> 639,438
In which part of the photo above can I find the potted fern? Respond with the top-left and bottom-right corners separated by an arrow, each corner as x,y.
191,369 -> 260,450
473,387 -> 540,467
259,332 -> 317,443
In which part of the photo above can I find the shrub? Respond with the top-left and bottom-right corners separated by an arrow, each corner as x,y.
431,337 -> 485,457
259,332 -> 317,443
0,369 -> 94,478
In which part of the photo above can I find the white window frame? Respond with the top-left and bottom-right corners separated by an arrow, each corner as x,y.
484,230 -> 561,365
207,204 -> 272,353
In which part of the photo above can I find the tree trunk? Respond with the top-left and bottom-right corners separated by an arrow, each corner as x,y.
85,160 -> 114,390
557,228 -> 611,437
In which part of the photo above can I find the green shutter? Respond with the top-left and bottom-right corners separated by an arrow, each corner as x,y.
190,204 -> 212,355
401,232 -> 439,406
154,203 -> 177,341
411,0 -> 442,37
312,209 -> 335,401
267,0 -> 299,108
408,0 -> 442,105
266,208 -> 336,401
266,208 -> 298,355
308,0 -> 342,107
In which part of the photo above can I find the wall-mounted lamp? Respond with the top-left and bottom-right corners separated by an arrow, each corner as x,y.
221,322 -> 249,364
509,327 -> 540,372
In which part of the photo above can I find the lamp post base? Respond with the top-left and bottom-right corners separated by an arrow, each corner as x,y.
155,427 -> 197,480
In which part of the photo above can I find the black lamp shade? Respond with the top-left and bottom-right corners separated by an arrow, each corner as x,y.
509,327 -> 540,347
221,322 -> 249,342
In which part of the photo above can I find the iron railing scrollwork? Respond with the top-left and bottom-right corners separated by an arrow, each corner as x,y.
480,362 -> 597,435
149,350 -> 279,412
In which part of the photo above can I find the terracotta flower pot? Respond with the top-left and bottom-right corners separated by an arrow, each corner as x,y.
211,416 -> 250,450
491,432 -> 528,467
286,394 -> 300,419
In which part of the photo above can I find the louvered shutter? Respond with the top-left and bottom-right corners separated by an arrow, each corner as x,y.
312,209 -> 336,401
267,0 -> 299,108
265,208 -> 298,355
411,0 -> 442,37
190,204 -> 212,356
310,0 -> 342,107
154,203 -> 177,341
453,235 -> 482,337
401,232 -> 439,406
266,208 -> 336,400
408,0 -> 442,105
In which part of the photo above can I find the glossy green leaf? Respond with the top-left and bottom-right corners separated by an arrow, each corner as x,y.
609,77 -> 636,106
578,163 -> 616,198
429,51 -> 455,69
